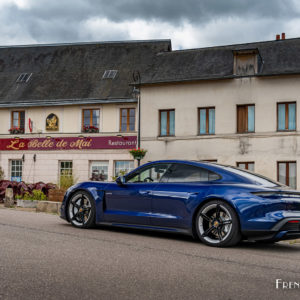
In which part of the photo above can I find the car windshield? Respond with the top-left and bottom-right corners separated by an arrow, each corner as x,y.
218,165 -> 283,187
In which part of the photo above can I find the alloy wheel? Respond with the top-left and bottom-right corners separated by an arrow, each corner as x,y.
198,203 -> 233,245
68,193 -> 92,227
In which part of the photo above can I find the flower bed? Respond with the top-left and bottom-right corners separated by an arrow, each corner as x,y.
0,181 -> 56,203
16,189 -> 47,208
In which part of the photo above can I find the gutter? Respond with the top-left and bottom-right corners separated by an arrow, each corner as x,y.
0,98 -> 137,108
136,72 -> 300,86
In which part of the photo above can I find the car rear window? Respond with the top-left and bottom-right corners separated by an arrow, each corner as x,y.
220,166 -> 281,187
161,163 -> 220,183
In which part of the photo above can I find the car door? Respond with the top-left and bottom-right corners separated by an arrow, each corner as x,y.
103,163 -> 171,225
150,163 -> 220,228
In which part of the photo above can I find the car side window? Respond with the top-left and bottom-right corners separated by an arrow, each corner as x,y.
126,164 -> 171,183
161,164 -> 220,183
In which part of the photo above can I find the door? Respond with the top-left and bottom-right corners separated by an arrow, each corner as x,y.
150,163 -> 219,228
103,163 -> 171,225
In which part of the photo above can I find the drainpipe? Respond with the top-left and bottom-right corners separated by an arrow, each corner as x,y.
132,71 -> 141,166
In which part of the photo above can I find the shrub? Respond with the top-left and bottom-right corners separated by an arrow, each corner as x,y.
60,175 -> 75,189
23,190 -> 47,201
15,194 -> 23,200
0,166 -> 4,180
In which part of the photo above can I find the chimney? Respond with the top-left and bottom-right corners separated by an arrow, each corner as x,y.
276,34 -> 280,41
281,32 -> 286,40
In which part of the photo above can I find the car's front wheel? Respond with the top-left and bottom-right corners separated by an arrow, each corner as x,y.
67,191 -> 95,228
195,200 -> 241,247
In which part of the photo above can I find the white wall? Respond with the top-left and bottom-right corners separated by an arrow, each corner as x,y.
140,75 -> 300,187
0,102 -> 137,183
0,150 -> 135,184
0,103 -> 137,135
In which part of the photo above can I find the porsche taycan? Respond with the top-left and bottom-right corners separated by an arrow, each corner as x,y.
60,160 -> 300,247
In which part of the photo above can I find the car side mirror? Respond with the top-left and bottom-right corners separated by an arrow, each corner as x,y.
116,176 -> 126,185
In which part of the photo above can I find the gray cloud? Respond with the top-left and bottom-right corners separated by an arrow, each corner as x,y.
0,0 -> 299,48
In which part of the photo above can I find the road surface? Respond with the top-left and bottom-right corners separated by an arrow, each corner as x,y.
0,208 -> 299,299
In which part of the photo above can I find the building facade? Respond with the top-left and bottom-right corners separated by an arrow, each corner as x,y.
0,40 -> 171,184
139,37 -> 300,190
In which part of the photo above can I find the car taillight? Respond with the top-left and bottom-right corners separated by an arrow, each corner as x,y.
252,191 -> 300,199
288,220 -> 300,223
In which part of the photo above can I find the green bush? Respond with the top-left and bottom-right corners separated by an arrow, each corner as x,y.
15,194 -> 23,200
0,166 -> 4,180
22,190 -> 47,201
60,175 -> 75,189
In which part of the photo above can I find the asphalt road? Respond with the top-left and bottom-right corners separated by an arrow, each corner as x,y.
0,208 -> 300,300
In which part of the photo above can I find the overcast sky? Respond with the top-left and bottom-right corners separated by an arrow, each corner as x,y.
0,0 -> 300,49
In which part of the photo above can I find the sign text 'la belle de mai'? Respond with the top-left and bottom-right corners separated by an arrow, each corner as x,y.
0,136 -> 137,151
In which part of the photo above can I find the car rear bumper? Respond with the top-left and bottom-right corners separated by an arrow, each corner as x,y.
243,217 -> 300,242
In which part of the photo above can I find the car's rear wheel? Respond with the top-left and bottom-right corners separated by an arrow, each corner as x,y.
195,200 -> 241,247
67,191 -> 95,228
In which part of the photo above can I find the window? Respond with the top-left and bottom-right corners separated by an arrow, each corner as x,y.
120,108 -> 135,132
161,164 -> 220,183
237,105 -> 255,133
11,160 -> 22,182
60,161 -> 73,186
159,109 -> 175,136
11,111 -> 25,133
102,70 -> 118,79
82,109 -> 100,132
115,161 -> 134,177
277,161 -> 296,189
16,73 -> 32,83
199,107 -> 215,134
127,163 -> 171,183
220,165 -> 279,187
233,49 -> 260,76
277,102 -> 296,131
237,162 -> 254,172
90,161 -> 109,181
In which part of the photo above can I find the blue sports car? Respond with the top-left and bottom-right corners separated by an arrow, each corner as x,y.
60,160 -> 300,247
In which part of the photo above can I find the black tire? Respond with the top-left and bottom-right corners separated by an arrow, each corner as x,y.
195,200 -> 241,247
67,191 -> 96,229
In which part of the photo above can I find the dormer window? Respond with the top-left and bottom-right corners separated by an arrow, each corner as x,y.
16,73 -> 32,83
233,49 -> 262,76
102,70 -> 118,79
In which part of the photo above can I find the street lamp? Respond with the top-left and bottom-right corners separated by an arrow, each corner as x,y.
132,71 -> 141,166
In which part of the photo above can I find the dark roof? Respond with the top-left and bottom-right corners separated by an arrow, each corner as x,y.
0,40 -> 171,107
141,38 -> 300,85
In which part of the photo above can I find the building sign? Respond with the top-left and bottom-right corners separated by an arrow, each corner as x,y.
46,114 -> 59,131
0,136 -> 137,151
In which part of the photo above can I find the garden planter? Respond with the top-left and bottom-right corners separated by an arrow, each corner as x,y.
36,201 -> 61,214
17,199 -> 39,208
16,199 -> 61,213
129,148 -> 147,161
48,189 -> 66,202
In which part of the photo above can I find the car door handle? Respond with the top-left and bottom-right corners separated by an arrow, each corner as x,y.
139,190 -> 152,195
